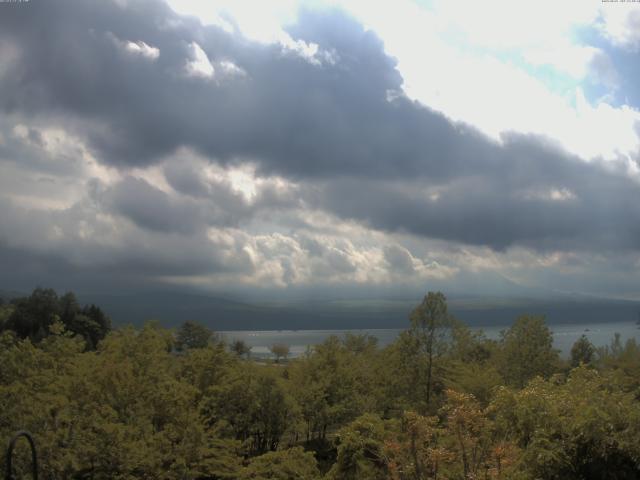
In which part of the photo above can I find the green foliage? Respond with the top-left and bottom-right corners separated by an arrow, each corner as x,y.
4,287 -> 61,342
408,291 -> 455,410
0,323 -> 241,479
326,414 -> 393,480
447,323 -> 503,405
287,335 -> 378,442
175,320 -> 214,351
446,361 -> 503,407
231,339 -> 252,358
2,290 -> 640,479
239,447 -> 320,479
492,366 -> 640,479
201,362 -> 297,455
342,332 -> 378,354
570,334 -> 596,368
595,334 -> 640,392
498,315 -> 559,388
1,288 -> 110,349
270,343 -> 290,363
380,292 -> 456,415
0,302 -> 14,331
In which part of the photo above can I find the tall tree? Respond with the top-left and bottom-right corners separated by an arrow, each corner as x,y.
59,291 -> 80,326
409,291 -> 454,408
4,287 -> 60,341
175,320 -> 213,351
270,343 -> 290,363
70,304 -> 111,350
1,289 -> 111,349
570,334 -> 595,368
231,339 -> 252,359
498,315 -> 559,388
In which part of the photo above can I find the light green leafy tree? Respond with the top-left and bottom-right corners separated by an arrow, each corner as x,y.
326,413 -> 394,480
497,315 -> 559,388
239,447 -> 320,480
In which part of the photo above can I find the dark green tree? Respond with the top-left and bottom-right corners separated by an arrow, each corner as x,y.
1,289 -> 110,349
175,320 -> 213,351
3,287 -> 60,341
66,303 -> 111,350
231,339 -> 252,358
59,291 -> 80,326
570,334 -> 595,368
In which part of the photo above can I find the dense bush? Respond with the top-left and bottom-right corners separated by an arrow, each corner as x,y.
1,290 -> 640,479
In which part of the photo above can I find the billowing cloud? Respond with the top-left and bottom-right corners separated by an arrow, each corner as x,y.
599,6 -> 640,51
1,0 -> 640,301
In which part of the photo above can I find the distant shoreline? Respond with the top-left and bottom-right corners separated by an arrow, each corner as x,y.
219,320 -> 639,359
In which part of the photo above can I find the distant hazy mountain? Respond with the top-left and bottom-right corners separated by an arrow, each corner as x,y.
76,290 -> 640,331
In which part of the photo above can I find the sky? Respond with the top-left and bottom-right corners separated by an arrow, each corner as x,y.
1,0 -> 640,302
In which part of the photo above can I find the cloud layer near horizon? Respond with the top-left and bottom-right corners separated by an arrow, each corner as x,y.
1,0 -> 640,300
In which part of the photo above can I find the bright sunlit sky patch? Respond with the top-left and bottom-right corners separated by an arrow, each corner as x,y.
168,0 -> 640,161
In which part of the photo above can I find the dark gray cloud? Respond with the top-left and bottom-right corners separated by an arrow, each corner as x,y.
0,0 -> 492,181
1,0 -> 640,299
316,133 -> 640,251
163,161 -> 211,198
106,176 -> 207,234
97,172 -> 301,234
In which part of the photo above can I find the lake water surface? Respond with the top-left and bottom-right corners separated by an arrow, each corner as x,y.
220,321 -> 640,359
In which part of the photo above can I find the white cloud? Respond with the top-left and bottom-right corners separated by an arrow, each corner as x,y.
162,0 -> 640,167
7,0 -> 640,299
599,4 -> 640,51
292,0 -> 629,168
271,0 -> 640,168
167,0 -> 236,33
185,42 -> 215,78
439,0 -> 597,48
167,0 -> 298,44
218,60 -> 246,77
107,32 -> 160,60
124,40 -> 160,60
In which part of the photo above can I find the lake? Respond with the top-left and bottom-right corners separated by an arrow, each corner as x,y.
220,321 -> 640,359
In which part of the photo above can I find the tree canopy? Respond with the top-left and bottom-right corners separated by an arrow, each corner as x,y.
1,290 -> 639,479
1,288 -> 110,349
175,320 -> 214,351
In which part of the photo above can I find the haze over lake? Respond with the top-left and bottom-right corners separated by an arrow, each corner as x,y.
222,321 -> 640,359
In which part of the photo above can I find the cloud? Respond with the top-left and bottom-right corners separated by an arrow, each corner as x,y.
599,5 -> 640,51
1,0 -> 640,299
314,130 -> 640,252
105,176 -> 207,234
108,32 -> 160,60
384,245 -> 415,274
185,42 -> 215,78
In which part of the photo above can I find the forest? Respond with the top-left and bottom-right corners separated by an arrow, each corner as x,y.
1,288 -> 640,479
